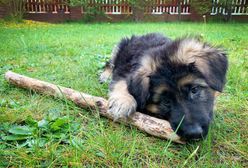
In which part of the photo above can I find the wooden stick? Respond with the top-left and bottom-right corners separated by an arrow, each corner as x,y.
4,71 -> 185,144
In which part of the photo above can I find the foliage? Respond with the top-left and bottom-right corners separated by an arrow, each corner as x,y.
69,0 -> 105,22
218,0 -> 233,21
128,0 -> 146,21
0,107 -> 81,148
191,0 -> 212,15
191,0 -> 234,21
127,0 -> 147,7
69,0 -> 171,22
0,0 -> 25,21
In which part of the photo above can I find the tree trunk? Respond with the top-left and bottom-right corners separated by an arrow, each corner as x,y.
132,0 -> 145,22
225,0 -> 232,22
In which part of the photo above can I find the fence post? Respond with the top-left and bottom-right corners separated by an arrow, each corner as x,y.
0,4 -> 8,18
70,6 -> 83,20
178,0 -> 182,21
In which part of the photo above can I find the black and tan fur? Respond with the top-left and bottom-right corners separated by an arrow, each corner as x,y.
100,33 -> 228,140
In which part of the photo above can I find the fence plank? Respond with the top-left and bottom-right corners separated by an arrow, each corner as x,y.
211,0 -> 248,15
25,0 -> 70,14
24,0 -> 248,15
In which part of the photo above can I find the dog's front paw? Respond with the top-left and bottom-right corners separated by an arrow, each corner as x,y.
108,94 -> 137,121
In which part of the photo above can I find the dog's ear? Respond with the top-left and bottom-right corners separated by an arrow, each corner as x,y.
194,46 -> 228,92
171,38 -> 228,92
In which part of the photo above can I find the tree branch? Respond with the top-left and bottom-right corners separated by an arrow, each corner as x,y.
4,71 -> 185,144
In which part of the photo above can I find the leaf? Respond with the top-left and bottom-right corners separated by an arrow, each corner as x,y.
70,122 -> 81,133
0,123 -> 11,132
96,151 -> 105,158
19,138 -> 48,148
36,138 -> 48,147
48,108 -> 61,121
0,99 -> 7,107
9,125 -> 34,135
9,100 -> 20,108
71,136 -> 84,150
52,132 -> 67,139
0,143 -> 7,149
50,117 -> 68,131
2,135 -> 30,141
17,141 -> 30,148
1,65 -> 13,71
25,116 -> 38,127
0,99 -> 20,108
38,119 -> 49,128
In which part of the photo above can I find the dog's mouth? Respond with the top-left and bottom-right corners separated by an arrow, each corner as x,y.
181,136 -> 205,142
172,125 -> 208,141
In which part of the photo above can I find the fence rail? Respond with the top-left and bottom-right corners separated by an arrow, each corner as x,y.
86,0 -> 131,14
144,0 -> 190,14
25,0 -> 70,14
211,0 -> 248,15
24,0 -> 248,16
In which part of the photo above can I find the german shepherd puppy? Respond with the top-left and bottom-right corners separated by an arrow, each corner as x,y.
100,33 -> 228,140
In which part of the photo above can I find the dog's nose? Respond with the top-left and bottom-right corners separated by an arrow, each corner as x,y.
183,124 -> 204,140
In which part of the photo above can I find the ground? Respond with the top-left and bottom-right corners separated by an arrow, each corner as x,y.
0,20 -> 247,167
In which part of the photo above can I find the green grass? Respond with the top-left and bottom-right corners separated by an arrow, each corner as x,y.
0,20 -> 247,167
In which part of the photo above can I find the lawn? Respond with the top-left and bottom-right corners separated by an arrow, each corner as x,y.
0,20 -> 247,167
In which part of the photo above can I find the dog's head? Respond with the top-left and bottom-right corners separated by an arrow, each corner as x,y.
146,37 -> 228,140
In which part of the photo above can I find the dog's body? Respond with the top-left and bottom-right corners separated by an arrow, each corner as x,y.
100,33 -> 228,140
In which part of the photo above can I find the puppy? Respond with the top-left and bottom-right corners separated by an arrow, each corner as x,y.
100,33 -> 228,140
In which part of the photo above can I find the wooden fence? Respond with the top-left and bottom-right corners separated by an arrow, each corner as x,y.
0,5 -> 7,18
86,0 -> 131,14
24,0 -> 248,15
211,0 -> 248,15
144,0 -> 190,15
85,0 -> 191,15
8,0 -> 244,22
25,0 -> 70,14
23,0 -> 191,15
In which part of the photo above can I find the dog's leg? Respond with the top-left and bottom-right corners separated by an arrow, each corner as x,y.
108,80 -> 137,121
99,62 -> 113,83
99,44 -> 119,84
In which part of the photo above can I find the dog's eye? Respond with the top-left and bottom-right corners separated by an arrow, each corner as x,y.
191,86 -> 200,94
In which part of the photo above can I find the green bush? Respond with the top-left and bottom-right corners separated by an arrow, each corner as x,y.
191,0 -> 212,15
69,0 -> 105,22
0,0 -> 25,21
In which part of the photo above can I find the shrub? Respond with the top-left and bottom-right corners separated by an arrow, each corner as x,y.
191,0 -> 212,15
0,0 -> 25,21
69,0 -> 105,22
